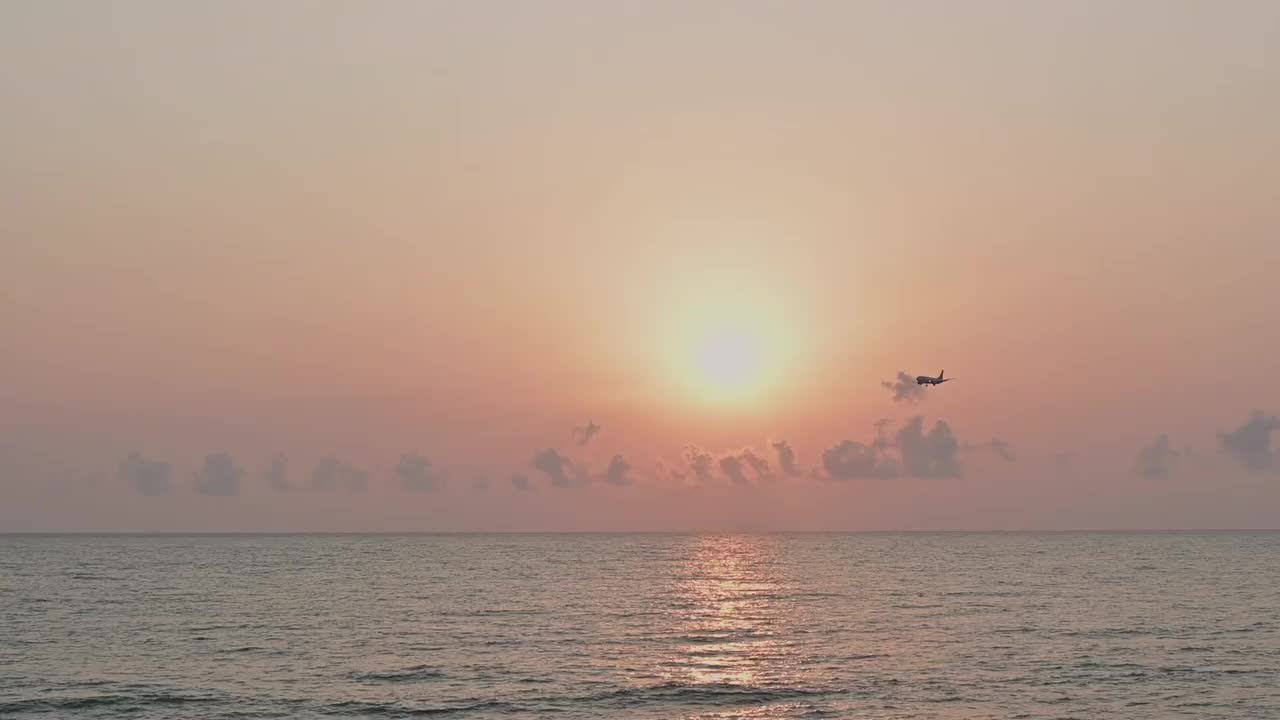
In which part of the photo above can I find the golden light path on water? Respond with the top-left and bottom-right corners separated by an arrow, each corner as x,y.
649,536 -> 984,720
657,535 -> 810,714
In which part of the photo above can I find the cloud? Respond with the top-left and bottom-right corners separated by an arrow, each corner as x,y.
682,446 -> 716,483
696,447 -> 778,486
872,418 -> 894,449
1218,411 -> 1279,473
118,452 -> 173,496
771,440 -> 801,477
897,416 -> 962,478
572,420 -> 602,446
723,448 -> 773,484
265,456 -> 290,492
193,452 -> 242,496
881,371 -> 925,404
719,454 -> 749,485
822,440 -> 898,480
820,416 -> 966,480
532,448 -> 580,487
675,446 -> 777,486
510,473 -> 532,491
603,455 -> 632,486
658,460 -> 688,483
1135,434 -> 1179,479
396,453 -> 444,493
741,449 -> 772,482
307,457 -> 368,494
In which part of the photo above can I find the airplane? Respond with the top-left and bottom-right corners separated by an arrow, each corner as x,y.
915,370 -> 952,386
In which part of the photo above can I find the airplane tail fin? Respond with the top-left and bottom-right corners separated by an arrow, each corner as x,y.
939,370 -> 944,380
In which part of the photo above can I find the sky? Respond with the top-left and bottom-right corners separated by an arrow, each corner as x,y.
2,0 -> 1279,531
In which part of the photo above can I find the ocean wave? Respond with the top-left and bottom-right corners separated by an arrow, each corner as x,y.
65,572 -> 118,581
0,692 -> 223,714
352,664 -> 447,682
433,608 -> 549,617
1059,627 -> 1163,638
318,699 -> 517,716
678,631 -> 776,644
586,681 -> 835,709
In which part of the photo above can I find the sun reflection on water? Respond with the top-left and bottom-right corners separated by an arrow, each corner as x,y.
659,535 -> 801,690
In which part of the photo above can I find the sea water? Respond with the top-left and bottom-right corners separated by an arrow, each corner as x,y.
2,532 -> 1277,718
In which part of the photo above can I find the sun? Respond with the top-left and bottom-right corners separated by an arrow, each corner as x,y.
661,297 -> 790,407
691,325 -> 767,400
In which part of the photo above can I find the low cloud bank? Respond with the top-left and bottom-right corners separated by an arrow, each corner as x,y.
1135,434 -> 1179,479
1218,411 -> 1279,473
397,453 -> 444,493
193,452 -> 242,496
308,457 -> 368,494
819,416 -> 964,480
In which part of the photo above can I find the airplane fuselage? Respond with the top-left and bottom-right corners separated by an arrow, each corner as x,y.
915,370 -> 949,386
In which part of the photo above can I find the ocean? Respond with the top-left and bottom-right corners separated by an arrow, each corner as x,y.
2,532 -> 1277,719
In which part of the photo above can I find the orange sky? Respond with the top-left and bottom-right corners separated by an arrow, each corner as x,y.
2,1 -> 1279,530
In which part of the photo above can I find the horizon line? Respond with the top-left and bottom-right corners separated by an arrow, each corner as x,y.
3,528 -> 1279,536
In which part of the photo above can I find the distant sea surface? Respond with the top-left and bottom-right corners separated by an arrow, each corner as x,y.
3,532 -> 1278,719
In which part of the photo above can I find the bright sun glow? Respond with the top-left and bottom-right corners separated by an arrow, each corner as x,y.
661,291 -> 792,407
691,326 -> 767,400
640,242 -> 809,410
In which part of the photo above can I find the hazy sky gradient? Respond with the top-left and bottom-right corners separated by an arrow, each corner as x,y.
3,1 -> 1278,530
